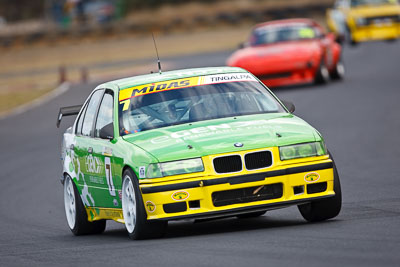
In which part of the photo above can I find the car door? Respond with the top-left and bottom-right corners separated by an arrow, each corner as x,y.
74,89 -> 104,208
90,89 -> 122,209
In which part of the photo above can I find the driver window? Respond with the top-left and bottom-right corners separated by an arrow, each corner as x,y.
81,90 -> 103,137
95,90 -> 114,138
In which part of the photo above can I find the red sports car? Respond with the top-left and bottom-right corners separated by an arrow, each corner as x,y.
227,19 -> 345,88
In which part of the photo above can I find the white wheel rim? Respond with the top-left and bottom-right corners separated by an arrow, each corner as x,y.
337,62 -> 345,77
321,66 -> 329,81
64,176 -> 76,229
122,175 -> 137,233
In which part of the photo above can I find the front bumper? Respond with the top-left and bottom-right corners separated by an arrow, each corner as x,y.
140,154 -> 335,221
352,23 -> 400,42
258,69 -> 315,88
254,61 -> 317,88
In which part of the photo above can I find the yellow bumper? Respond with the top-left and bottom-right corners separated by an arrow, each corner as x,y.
352,23 -> 400,42
140,155 -> 335,221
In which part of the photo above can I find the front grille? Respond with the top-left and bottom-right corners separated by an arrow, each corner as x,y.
307,182 -> 327,194
244,151 -> 273,170
365,15 -> 400,25
257,72 -> 292,80
213,155 -> 242,173
212,183 -> 283,207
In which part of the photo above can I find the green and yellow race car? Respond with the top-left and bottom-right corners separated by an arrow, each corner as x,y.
58,67 -> 341,240
327,0 -> 400,45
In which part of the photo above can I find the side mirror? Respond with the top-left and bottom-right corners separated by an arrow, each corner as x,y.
282,100 -> 295,113
99,123 -> 114,140
238,42 -> 249,49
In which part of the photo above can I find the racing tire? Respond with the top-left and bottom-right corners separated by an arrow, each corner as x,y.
297,154 -> 342,222
122,169 -> 167,240
237,211 -> 267,219
64,175 -> 106,235
385,38 -> 397,43
330,57 -> 345,80
314,59 -> 330,85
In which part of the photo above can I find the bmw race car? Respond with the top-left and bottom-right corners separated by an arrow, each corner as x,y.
226,19 -> 344,88
58,67 -> 342,240
327,0 -> 400,45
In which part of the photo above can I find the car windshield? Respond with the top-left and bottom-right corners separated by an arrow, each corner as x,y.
250,24 -> 318,46
351,0 -> 397,6
118,74 -> 286,135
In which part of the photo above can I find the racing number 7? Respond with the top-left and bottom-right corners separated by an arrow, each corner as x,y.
105,157 -> 116,197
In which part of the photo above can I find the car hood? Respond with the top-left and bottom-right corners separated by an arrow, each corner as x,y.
348,4 -> 400,17
122,113 -> 319,162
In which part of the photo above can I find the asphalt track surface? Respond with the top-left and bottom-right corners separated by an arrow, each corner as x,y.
1,41 -> 400,266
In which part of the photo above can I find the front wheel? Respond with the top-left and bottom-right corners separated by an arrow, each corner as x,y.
298,155 -> 342,222
64,175 -> 106,235
330,57 -> 345,80
122,169 -> 167,240
314,59 -> 330,85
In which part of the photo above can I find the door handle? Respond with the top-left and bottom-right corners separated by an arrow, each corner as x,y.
88,147 -> 93,154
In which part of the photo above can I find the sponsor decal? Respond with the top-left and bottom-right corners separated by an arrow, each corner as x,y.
203,73 -> 256,84
151,120 -> 273,144
146,201 -> 156,213
119,78 -> 196,101
171,191 -> 189,201
304,172 -> 320,183
89,175 -> 105,185
113,199 -> 118,207
104,210 -> 121,217
139,166 -> 146,178
119,74 -> 257,111
85,154 -> 103,174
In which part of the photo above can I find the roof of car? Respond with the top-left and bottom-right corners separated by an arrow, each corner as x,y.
105,66 -> 247,91
254,18 -> 318,29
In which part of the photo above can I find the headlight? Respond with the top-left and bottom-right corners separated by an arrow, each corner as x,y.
356,17 -> 367,26
279,142 -> 327,161
146,158 -> 204,178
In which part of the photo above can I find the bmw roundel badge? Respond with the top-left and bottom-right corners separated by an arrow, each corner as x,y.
234,142 -> 243,147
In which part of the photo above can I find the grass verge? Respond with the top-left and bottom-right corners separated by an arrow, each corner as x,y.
0,87 -> 54,115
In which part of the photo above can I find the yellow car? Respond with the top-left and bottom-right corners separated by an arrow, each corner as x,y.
327,0 -> 400,44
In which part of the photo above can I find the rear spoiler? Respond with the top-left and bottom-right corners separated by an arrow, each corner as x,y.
56,105 -> 82,128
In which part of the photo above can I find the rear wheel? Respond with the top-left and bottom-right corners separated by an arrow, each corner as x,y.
237,211 -> 267,219
298,155 -> 342,222
122,169 -> 167,240
64,175 -> 106,235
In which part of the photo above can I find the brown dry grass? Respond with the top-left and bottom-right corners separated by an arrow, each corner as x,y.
0,87 -> 53,114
